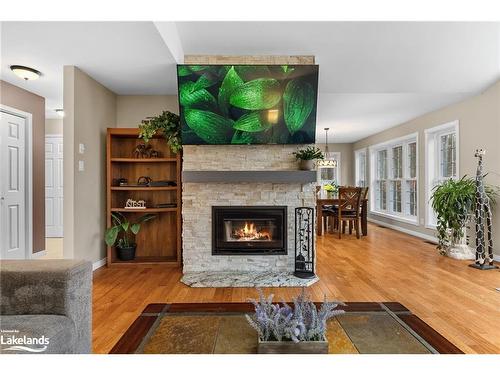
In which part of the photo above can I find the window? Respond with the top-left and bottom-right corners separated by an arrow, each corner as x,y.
370,134 -> 418,224
425,121 -> 459,228
317,152 -> 341,197
355,149 -> 367,187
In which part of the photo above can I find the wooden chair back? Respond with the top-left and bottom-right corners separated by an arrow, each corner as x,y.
361,186 -> 369,200
337,187 -> 362,218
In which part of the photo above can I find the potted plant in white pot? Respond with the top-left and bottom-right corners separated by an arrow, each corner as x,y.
105,212 -> 156,261
431,176 -> 498,259
246,289 -> 345,354
293,146 -> 324,170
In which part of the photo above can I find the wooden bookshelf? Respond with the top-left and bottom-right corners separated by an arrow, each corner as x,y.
106,128 -> 182,266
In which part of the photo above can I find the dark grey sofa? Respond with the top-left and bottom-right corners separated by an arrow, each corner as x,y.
0,260 -> 92,354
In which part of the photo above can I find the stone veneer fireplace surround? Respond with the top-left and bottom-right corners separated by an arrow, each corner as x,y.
181,145 -> 318,287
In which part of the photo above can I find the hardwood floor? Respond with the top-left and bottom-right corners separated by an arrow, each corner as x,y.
92,224 -> 500,354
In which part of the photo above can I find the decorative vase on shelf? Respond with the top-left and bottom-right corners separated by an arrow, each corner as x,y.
299,159 -> 315,171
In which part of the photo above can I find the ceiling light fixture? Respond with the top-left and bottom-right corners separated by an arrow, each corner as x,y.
10,65 -> 41,81
55,109 -> 65,117
317,127 -> 338,168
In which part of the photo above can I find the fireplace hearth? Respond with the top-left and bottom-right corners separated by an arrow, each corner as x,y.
212,206 -> 287,255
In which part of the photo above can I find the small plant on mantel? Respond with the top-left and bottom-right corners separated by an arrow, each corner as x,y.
138,110 -> 182,153
246,288 -> 345,353
292,146 -> 324,171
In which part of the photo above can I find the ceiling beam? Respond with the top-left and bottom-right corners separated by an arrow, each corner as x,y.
153,21 -> 184,64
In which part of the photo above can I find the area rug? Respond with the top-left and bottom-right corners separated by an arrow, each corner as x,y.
110,302 -> 462,354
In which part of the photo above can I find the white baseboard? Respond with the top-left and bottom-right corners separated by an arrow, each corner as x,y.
92,258 -> 107,271
30,250 -> 47,259
494,255 -> 500,262
368,218 -> 438,243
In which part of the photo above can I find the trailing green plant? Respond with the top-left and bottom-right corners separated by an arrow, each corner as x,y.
292,146 -> 324,161
431,176 -> 498,254
104,212 -> 156,248
138,110 -> 181,153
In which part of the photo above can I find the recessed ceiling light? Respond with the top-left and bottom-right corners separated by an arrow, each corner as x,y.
10,65 -> 41,81
55,109 -> 65,117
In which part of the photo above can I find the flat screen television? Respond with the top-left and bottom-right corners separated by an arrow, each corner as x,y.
177,64 -> 319,145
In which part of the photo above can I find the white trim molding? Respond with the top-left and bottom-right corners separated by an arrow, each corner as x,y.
369,218 -> 437,243
92,258 -> 107,271
1,104 -> 34,259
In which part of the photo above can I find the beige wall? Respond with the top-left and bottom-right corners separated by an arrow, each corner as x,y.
315,143 -> 354,186
45,118 -> 63,134
354,79 -> 500,256
1,80 -> 46,253
63,66 -> 116,263
116,95 -> 178,127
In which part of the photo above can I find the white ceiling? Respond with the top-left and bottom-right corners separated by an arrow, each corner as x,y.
1,21 -> 499,141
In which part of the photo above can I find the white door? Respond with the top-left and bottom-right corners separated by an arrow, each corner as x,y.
45,135 -> 63,237
0,112 -> 26,259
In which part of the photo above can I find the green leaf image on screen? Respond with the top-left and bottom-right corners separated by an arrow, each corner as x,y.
177,64 -> 319,145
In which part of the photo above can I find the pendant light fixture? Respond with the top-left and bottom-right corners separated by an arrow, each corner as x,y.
316,127 -> 337,168
10,65 -> 41,81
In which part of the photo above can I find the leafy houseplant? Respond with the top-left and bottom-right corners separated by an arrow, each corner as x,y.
246,289 -> 345,354
138,110 -> 181,153
293,146 -> 324,170
105,212 -> 156,261
431,176 -> 498,256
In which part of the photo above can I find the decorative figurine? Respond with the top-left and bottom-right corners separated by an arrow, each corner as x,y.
124,199 -> 147,209
133,143 -> 161,158
469,149 -> 498,270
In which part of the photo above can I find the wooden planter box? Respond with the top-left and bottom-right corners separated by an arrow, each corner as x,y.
258,338 -> 328,354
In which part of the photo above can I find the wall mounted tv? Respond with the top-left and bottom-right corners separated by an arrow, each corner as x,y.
177,64 -> 319,145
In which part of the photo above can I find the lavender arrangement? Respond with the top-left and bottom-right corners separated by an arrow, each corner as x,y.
245,288 -> 345,342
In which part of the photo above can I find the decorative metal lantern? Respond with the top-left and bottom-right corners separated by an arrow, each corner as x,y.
294,207 -> 315,279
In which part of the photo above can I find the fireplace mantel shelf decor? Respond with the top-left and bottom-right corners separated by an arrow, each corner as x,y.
182,170 -> 316,183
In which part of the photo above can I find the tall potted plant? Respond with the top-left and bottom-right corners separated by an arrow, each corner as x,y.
431,176 -> 498,259
246,289 -> 345,354
292,146 -> 324,170
105,212 -> 156,261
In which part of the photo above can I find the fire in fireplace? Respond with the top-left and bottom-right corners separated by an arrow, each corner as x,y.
213,206 -> 287,255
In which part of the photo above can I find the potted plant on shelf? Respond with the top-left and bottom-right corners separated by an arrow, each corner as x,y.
293,146 -> 324,170
138,110 -> 181,153
431,176 -> 498,259
105,212 -> 156,261
246,289 -> 345,354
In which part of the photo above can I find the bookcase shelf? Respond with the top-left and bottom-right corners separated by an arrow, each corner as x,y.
106,128 -> 182,267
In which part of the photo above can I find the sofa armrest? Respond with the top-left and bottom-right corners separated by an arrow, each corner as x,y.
0,259 -> 92,353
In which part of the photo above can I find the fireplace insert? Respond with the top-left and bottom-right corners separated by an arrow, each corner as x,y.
212,206 -> 287,255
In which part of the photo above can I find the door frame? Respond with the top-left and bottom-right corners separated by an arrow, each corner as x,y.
0,104 -> 33,259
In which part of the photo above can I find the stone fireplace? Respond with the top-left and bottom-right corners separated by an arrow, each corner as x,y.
181,145 -> 318,287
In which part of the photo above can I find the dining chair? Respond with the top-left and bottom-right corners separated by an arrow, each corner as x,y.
336,186 -> 363,239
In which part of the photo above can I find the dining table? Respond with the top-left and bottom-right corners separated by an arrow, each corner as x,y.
316,198 -> 369,236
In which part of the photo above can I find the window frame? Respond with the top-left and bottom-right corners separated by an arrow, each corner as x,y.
354,148 -> 367,187
369,133 -> 419,225
424,120 -> 460,229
